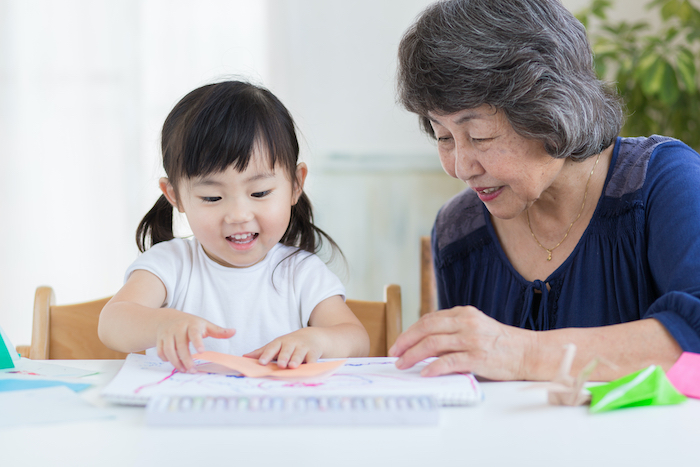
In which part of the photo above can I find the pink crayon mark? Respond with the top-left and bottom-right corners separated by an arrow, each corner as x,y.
134,368 -> 179,394
282,382 -> 325,388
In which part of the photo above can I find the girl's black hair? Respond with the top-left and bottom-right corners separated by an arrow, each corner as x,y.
136,80 -> 340,260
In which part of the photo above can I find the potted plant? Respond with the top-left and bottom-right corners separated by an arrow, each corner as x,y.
577,0 -> 700,148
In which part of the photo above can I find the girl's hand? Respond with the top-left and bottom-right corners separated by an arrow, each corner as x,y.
388,306 -> 534,380
156,315 -> 235,374
244,327 -> 325,369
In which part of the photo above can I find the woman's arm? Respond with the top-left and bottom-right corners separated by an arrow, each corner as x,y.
98,270 -> 235,372
530,317 -> 681,380
389,305 -> 681,381
244,295 -> 370,368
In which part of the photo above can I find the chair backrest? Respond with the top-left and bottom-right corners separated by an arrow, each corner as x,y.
26,284 -> 402,360
346,284 -> 402,357
28,286 -> 130,360
420,236 -> 437,317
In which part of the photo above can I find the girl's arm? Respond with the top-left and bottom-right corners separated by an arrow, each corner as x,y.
98,270 -> 235,373
244,295 -> 370,368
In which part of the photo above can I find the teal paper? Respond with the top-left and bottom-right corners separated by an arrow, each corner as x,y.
0,326 -> 19,370
0,379 -> 91,393
588,365 -> 686,413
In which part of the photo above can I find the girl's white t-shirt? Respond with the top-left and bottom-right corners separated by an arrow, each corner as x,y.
125,238 -> 346,356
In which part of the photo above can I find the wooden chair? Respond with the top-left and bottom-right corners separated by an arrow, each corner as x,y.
420,235 -> 437,317
347,284 -> 402,357
18,286 -> 130,360
18,284 -> 402,360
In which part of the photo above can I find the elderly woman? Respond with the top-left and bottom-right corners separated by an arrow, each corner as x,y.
389,0 -> 700,381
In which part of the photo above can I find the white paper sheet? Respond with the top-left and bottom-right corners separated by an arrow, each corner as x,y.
102,354 -> 484,406
0,386 -> 113,428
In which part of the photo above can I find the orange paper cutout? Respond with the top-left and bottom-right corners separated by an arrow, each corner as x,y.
193,351 -> 346,379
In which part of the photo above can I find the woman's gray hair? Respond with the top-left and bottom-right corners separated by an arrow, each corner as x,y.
397,0 -> 624,160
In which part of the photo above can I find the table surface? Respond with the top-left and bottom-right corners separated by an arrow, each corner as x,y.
2,359 -> 699,467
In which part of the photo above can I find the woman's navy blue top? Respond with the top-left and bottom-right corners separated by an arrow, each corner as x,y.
432,135 -> 700,352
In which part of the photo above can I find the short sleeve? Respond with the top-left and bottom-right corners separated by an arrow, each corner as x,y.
124,239 -> 192,308
286,253 -> 346,326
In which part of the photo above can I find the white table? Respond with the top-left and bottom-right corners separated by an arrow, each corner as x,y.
2,359 -> 699,467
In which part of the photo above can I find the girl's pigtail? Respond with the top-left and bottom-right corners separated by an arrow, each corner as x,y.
283,192 -> 343,260
135,194 -> 175,252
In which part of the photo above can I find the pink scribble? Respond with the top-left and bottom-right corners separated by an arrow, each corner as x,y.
134,368 -> 179,394
282,382 -> 325,388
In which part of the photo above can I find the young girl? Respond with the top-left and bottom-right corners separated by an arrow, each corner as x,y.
98,80 -> 369,373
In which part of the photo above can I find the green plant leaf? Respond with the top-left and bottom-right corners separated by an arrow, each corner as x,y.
630,22 -> 651,32
676,48 -> 697,93
581,0 -> 700,148
640,56 -> 665,95
637,53 -> 659,74
592,0 -> 612,18
660,0 -> 682,20
619,56 -> 635,79
658,61 -> 681,104
677,0 -> 695,22
664,26 -> 680,41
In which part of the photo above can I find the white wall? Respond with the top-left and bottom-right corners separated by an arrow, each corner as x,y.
264,0 -> 465,327
0,0 -> 641,348
0,0 -> 273,347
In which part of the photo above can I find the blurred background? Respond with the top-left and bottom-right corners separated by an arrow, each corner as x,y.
0,0 -> 652,347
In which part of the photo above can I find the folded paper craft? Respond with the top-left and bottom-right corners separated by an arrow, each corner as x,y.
0,326 -> 19,370
526,343 -> 608,406
588,365 -> 686,413
192,351 -> 346,379
665,352 -> 700,399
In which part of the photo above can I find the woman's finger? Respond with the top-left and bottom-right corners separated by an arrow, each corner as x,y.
395,331 -> 473,370
420,352 -> 475,377
390,308 -> 472,357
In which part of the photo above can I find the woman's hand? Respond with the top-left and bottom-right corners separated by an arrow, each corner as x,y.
389,306 -> 535,380
156,315 -> 235,374
244,327 -> 325,369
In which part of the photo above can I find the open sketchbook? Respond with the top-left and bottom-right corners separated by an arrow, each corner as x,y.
102,354 -> 483,407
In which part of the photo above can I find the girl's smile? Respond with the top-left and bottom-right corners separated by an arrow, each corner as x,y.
226,232 -> 259,250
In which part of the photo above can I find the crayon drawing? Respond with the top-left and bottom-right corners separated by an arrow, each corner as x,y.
101,354 -> 483,406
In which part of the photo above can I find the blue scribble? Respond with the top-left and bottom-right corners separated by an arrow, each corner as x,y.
345,361 -> 394,367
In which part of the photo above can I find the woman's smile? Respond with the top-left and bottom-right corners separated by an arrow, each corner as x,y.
473,185 -> 505,202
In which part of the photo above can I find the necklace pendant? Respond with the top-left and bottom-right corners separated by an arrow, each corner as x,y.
547,250 -> 552,261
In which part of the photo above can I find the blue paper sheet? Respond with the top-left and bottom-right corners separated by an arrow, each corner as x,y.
0,378 -> 91,393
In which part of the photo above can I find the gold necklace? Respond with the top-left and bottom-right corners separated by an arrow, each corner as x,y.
526,152 -> 601,261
